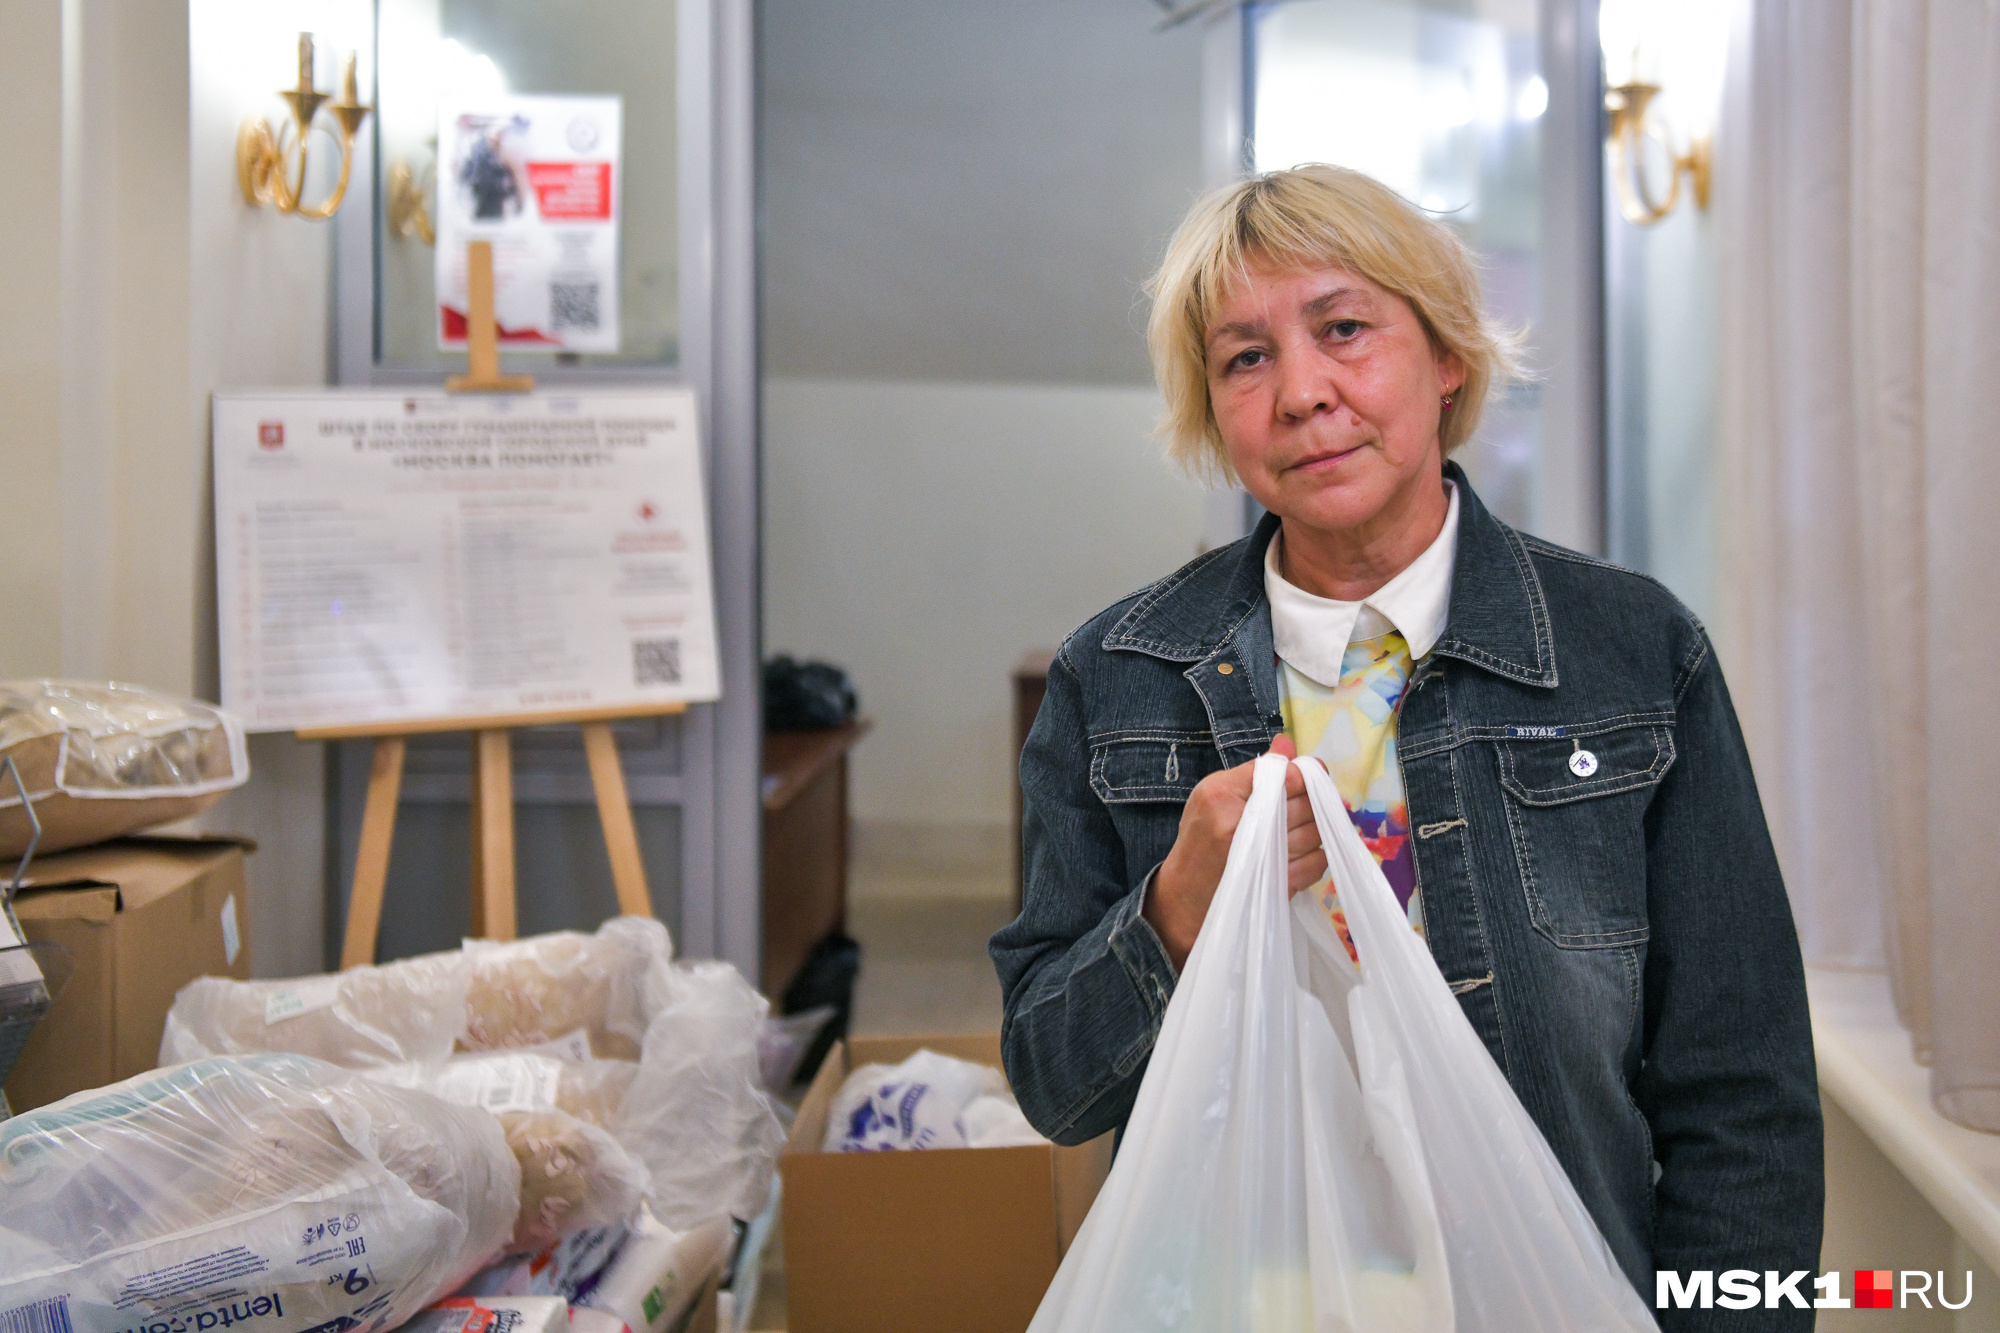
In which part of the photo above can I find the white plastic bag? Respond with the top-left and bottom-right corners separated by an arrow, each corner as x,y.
1028,755 -> 1657,1333
0,1054 -> 520,1333
614,960 -> 787,1228
823,1049 -> 1006,1151
822,1049 -> 1044,1151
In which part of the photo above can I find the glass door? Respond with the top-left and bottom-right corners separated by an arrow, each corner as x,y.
1242,0 -> 1604,548
325,0 -> 760,977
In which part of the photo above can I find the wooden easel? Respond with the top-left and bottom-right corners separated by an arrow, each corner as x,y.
312,242 -> 679,969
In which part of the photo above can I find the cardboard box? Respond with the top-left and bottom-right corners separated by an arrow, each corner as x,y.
4,834 -> 253,1112
780,1033 -> 1112,1333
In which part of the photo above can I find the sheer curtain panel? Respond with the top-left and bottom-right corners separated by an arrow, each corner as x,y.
1717,0 -> 2000,1131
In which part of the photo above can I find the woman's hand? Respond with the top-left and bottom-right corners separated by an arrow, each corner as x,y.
1143,735 -> 1328,971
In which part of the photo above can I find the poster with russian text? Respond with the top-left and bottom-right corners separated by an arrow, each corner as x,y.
436,94 -> 622,353
213,390 -> 717,732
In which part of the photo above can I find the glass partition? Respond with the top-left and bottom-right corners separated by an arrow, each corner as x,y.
373,0 -> 679,373
1247,0 -> 1545,531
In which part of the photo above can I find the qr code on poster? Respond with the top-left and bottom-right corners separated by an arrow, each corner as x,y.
633,638 -> 681,686
550,280 -> 600,331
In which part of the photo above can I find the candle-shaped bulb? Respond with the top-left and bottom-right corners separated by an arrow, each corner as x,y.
341,52 -> 357,103
297,33 -> 315,92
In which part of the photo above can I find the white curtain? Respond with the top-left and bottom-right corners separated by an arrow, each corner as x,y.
1717,0 -> 2000,1131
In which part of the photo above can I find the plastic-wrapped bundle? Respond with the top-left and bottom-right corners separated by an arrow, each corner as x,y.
0,1054 -> 519,1333
160,951 -> 469,1068
156,919 -> 784,1231
364,1052 -> 650,1256
460,916 -> 676,1059
616,960 -> 787,1228
157,917 -> 676,1070
0,679 -> 250,857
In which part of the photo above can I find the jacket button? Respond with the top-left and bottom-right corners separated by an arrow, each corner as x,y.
1216,663 -> 1234,675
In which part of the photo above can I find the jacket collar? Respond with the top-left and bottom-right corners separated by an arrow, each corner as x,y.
1103,461 -> 1557,688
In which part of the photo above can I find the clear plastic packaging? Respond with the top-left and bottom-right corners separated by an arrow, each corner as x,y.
157,918 -> 783,1233
1028,757 -> 1659,1333
615,960 -> 787,1228
0,1054 -> 520,1333
364,1052 -> 651,1256
499,1109 -> 649,1256
157,917 -> 677,1069
460,917 -> 677,1060
160,950 -> 471,1068
0,679 -> 250,857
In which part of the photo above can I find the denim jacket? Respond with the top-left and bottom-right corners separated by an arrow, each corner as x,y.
992,464 -> 1822,1327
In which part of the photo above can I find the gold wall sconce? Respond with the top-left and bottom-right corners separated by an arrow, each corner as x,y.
1604,78 -> 1711,226
387,157 -> 436,244
237,33 -> 373,220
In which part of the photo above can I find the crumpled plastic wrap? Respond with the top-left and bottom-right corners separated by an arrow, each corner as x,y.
0,1054 -> 520,1333
363,1052 -> 650,1256
615,960 -> 787,1229
0,679 -> 250,857
160,950 -> 470,1068
460,916 -> 676,1060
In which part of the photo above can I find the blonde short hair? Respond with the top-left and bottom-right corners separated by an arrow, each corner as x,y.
1145,164 -> 1524,481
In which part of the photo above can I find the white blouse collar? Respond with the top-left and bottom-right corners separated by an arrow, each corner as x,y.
1263,480 -> 1459,688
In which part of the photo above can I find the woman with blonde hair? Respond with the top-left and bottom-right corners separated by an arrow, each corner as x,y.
991,165 -> 1819,1324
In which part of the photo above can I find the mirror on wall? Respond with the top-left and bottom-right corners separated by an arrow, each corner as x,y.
372,0 -> 679,373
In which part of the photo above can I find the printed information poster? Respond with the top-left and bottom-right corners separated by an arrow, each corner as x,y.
213,390 -> 718,733
436,94 -> 622,353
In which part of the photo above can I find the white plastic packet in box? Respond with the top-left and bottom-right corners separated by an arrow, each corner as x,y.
822,1047 -> 1047,1152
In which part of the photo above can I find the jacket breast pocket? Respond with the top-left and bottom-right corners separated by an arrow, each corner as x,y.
1496,722 -> 1675,949
1088,731 -> 1222,805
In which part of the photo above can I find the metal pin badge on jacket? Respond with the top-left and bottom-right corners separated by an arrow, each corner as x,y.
1569,747 -> 1599,778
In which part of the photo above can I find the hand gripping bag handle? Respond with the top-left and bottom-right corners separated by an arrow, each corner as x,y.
1032,756 -> 1462,1333
1291,756 -> 1659,1332
1028,754 -> 1344,1332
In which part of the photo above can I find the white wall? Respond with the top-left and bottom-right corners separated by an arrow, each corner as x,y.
0,0 -> 362,978
763,377 -> 1209,831
759,0 -> 1210,866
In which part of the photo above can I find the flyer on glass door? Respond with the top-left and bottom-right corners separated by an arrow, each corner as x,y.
436,94 -> 622,354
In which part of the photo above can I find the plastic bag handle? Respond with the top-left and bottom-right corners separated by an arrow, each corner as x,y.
1290,755 -> 1430,973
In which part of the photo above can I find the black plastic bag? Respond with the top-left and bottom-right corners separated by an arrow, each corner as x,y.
763,656 -> 859,731
780,930 -> 862,1084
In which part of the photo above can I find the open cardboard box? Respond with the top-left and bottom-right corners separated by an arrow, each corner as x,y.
779,1033 -> 1112,1333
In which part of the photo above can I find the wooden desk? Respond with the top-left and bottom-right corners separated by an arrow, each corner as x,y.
1011,651 -> 1054,913
762,718 -> 871,998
